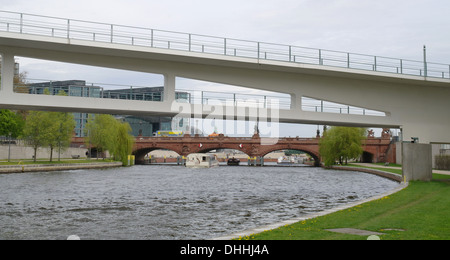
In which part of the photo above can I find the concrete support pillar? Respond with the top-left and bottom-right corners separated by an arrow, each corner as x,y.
402,143 -> 432,182
0,53 -> 15,94
164,74 -> 176,104
290,93 -> 302,111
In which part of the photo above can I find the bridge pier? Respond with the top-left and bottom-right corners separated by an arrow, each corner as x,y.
400,125 -> 435,182
164,73 -> 176,103
401,142 -> 432,182
0,52 -> 15,94
248,156 -> 264,166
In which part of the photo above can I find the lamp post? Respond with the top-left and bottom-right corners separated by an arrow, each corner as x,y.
8,132 -> 11,162
423,45 -> 428,77
88,129 -> 91,160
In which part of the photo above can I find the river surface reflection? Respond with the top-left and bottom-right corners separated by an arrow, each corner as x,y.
0,165 -> 399,240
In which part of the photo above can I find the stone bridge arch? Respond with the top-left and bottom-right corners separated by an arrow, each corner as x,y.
130,136 -> 393,166
133,145 -> 183,165
258,145 -> 321,167
133,143 -> 252,164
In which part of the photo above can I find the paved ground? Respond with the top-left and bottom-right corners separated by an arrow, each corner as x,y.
325,228 -> 385,236
353,163 -> 450,176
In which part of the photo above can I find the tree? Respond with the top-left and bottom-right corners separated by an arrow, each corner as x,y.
46,90 -> 76,162
111,122 -> 135,166
47,111 -> 76,162
319,126 -> 366,167
85,114 -> 134,165
22,110 -> 76,162
22,111 -> 53,162
85,114 -> 117,159
0,109 -> 25,138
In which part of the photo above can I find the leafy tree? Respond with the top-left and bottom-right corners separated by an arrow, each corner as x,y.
46,90 -> 76,161
22,110 -> 76,162
85,114 -> 114,159
0,109 -> 25,138
319,126 -> 366,166
85,114 -> 134,165
112,122 -> 135,166
47,111 -> 76,162
22,111 -> 53,162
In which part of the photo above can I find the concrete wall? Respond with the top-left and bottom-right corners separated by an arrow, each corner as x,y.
402,143 -> 432,182
0,144 -> 87,161
397,142 -> 449,169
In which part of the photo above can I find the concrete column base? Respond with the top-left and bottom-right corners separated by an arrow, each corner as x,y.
402,143 -> 432,182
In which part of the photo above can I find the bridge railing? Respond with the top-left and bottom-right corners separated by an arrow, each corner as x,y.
136,136 -> 317,141
301,97 -> 386,117
1,10 -> 449,80
181,89 -> 292,110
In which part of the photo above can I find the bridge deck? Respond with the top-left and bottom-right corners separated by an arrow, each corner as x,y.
1,10 -> 450,80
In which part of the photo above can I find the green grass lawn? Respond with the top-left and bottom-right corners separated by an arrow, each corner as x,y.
241,167 -> 450,240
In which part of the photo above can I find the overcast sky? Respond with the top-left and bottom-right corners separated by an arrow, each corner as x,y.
4,0 -> 450,61
1,0 -> 449,137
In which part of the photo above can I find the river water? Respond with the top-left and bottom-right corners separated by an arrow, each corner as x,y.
0,164 -> 399,240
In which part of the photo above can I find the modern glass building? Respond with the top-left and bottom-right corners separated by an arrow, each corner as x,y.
115,115 -> 182,137
28,80 -> 101,137
28,80 -> 102,97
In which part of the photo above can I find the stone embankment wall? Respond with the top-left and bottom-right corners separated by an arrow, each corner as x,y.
0,142 -> 87,161
0,162 -> 123,174
333,166 -> 403,183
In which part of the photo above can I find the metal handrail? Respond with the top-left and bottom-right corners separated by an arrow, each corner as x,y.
1,10 -> 449,79
302,97 -> 386,117
179,89 -> 291,110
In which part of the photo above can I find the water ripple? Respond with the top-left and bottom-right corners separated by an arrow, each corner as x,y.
0,165 -> 399,240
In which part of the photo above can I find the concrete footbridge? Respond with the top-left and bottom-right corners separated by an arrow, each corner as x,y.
1,11 -> 449,180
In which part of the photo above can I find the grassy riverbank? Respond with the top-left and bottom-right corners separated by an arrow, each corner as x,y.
242,167 -> 450,240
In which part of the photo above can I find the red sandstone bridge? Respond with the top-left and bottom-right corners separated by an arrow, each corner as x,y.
73,130 -> 396,165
